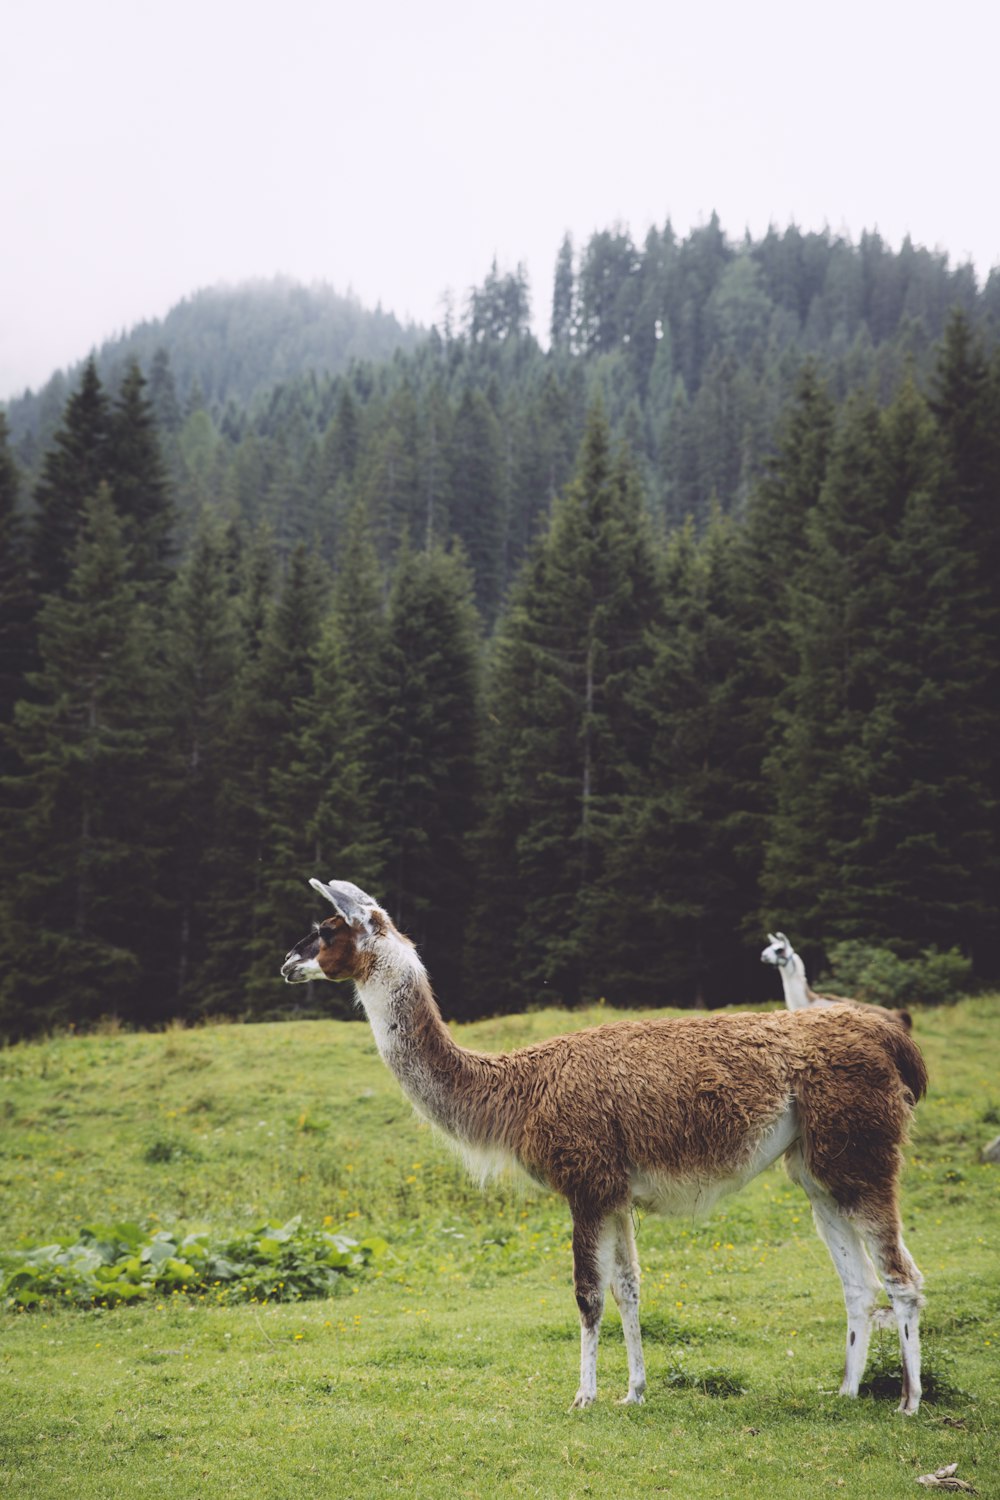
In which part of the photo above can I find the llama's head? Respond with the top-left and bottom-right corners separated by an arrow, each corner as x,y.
761,931 -> 794,968
281,879 -> 385,984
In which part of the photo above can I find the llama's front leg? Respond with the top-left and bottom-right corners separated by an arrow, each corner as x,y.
570,1212 -> 614,1409
610,1211 -> 646,1404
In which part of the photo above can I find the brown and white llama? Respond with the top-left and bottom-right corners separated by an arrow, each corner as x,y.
761,932 -> 913,1030
282,880 -> 928,1413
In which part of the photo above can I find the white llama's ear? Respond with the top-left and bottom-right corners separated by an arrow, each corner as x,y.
309,878 -> 378,931
776,932 -> 789,946
767,932 -> 778,944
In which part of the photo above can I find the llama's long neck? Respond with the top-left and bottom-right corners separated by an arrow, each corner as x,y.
778,951 -> 811,1010
353,934 -> 509,1148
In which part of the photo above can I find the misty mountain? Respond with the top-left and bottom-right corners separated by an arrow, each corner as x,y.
3,279 -> 423,468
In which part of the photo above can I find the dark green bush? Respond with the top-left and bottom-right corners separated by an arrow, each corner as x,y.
818,943 -> 973,1007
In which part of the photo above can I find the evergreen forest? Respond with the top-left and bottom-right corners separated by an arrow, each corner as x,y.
2,216 -> 999,1037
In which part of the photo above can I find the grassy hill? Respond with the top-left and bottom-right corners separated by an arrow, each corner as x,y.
1,998 -> 998,1498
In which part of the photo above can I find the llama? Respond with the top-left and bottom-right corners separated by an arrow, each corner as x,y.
282,880 -> 928,1413
761,932 -> 912,1030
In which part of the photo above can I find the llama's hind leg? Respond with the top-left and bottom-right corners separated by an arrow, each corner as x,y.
786,1146 -> 882,1397
570,1211 -> 616,1409
861,1219 -> 924,1415
610,1210 -> 646,1405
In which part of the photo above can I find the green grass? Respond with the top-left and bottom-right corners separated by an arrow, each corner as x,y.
2,997 -> 998,1498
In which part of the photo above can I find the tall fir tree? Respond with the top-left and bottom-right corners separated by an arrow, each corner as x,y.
257,503 -> 389,1017
30,357 -> 112,598
551,234 -> 576,352
158,508 -> 241,1014
0,485 -> 160,1033
854,383 -> 995,957
448,389 -> 507,623
760,380 -> 996,962
221,542 -> 329,1014
107,358 -> 175,591
760,391 -> 891,945
470,407 -> 661,1011
929,311 -> 1000,970
0,415 -> 35,774
148,347 -> 183,436
373,540 -> 481,1013
602,509 -> 767,1004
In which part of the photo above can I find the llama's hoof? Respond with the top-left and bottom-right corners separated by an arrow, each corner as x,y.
897,1397 -> 921,1416
618,1389 -> 645,1406
570,1390 -> 595,1410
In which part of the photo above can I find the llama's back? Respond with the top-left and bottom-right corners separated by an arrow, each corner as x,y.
488,1007 -> 926,1212
498,1011 -> 806,1201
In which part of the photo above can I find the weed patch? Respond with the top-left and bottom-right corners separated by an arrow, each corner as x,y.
662,1359 -> 748,1397
1,1216 -> 388,1309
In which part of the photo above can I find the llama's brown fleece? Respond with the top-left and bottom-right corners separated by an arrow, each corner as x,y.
390,969 -> 926,1221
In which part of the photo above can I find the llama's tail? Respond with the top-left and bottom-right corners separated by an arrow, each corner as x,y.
877,1013 -> 928,1106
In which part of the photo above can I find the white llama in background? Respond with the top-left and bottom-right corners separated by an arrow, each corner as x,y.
761,931 -> 912,1030
761,931 -> 829,1010
281,881 -> 927,1414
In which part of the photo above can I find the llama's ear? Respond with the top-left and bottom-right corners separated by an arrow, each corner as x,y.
309,878 -> 377,931
767,932 -> 778,944
776,931 -> 789,945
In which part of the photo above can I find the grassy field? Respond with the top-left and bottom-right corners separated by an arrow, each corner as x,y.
1,997 -> 998,1499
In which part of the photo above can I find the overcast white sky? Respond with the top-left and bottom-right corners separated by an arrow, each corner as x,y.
2,0 -> 997,400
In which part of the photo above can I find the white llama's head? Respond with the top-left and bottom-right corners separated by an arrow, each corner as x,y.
760,931 -> 795,968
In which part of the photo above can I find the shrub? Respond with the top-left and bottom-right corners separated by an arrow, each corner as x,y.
818,943 -> 973,1007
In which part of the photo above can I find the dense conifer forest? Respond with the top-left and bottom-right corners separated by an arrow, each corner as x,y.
2,217 -> 999,1036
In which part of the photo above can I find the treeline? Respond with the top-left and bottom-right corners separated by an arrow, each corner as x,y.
8,220 -> 1000,579
1,296 -> 998,1036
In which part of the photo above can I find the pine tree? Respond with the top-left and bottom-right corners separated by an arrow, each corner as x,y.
471,407 -> 661,1010
323,385 -> 361,486
448,389 -> 507,622
107,359 -> 175,591
0,416 -> 34,774
194,525 -> 278,1013
374,541 -> 481,1012
551,234 -> 576,352
929,312 -> 1000,969
158,509 -> 241,1014
361,387 -> 421,566
0,485 -> 160,1033
148,347 -> 183,435
257,504 -> 388,1017
30,358 -> 112,597
219,542 -> 329,1014
417,382 -> 453,549
856,382 -> 995,957
733,363 -> 836,900
760,391 -> 890,945
601,510 -> 766,1004
759,380 -> 995,962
